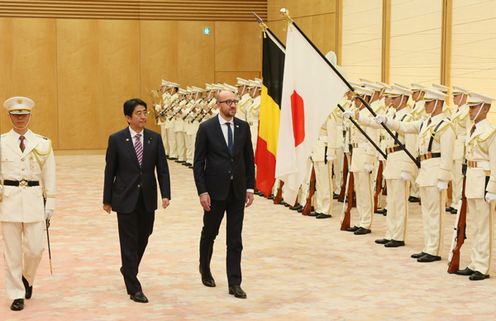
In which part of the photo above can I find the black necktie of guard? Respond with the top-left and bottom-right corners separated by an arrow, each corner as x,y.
226,122 -> 234,154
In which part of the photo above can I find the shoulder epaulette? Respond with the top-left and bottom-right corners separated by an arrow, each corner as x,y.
479,127 -> 496,142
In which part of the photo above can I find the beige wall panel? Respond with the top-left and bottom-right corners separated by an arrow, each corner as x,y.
215,22 -> 262,72
309,13 -> 336,54
268,0 -> 336,20
177,21 -> 215,88
0,19 -> 13,136
267,20 -> 287,45
342,0 -> 382,82
57,20 -> 140,150
0,18 -> 58,146
215,71 -> 261,85
140,20 -> 178,132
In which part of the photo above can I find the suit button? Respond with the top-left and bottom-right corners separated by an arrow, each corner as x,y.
230,158 -> 234,162
137,184 -> 141,188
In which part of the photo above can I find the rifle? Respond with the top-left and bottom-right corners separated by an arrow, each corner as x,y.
273,180 -> 284,204
45,219 -> 53,275
447,163 -> 467,273
373,161 -> 384,213
302,167 -> 316,216
168,103 -> 185,121
182,100 -> 200,121
340,155 -> 354,231
338,153 -> 349,203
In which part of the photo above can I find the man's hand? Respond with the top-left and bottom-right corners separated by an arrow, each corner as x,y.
162,198 -> 170,209
245,192 -> 254,208
45,209 -> 54,220
200,193 -> 211,212
103,204 -> 112,214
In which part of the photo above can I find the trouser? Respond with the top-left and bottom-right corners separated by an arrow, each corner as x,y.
467,198 -> 494,274
160,123 -> 169,155
333,148 -> 344,194
185,132 -> 194,164
175,131 -> 186,161
117,194 -> 155,295
313,160 -> 332,214
385,179 -> 410,241
293,159 -> 313,205
167,127 -> 177,158
419,186 -> 444,256
354,170 -> 374,229
451,159 -> 463,208
250,124 -> 258,151
2,221 -> 45,300
199,185 -> 245,286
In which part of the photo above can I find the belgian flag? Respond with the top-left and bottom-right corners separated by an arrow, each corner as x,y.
255,29 -> 285,196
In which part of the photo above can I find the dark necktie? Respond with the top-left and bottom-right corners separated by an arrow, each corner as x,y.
470,125 -> 476,136
19,135 -> 25,152
226,122 -> 234,154
134,133 -> 143,166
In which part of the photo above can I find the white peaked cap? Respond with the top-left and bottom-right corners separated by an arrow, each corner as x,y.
422,88 -> 447,101
410,83 -> 425,91
467,92 -> 494,106
360,79 -> 383,91
3,96 -> 35,114
354,86 -> 374,97
385,84 -> 411,97
236,77 -> 250,86
452,86 -> 470,95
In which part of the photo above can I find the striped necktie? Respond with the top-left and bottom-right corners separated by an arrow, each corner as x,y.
134,133 -> 143,166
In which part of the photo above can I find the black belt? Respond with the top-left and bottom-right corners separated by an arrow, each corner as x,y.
418,152 -> 441,162
3,179 -> 40,187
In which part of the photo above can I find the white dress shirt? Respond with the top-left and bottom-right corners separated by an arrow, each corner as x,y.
218,114 -> 234,146
129,127 -> 144,147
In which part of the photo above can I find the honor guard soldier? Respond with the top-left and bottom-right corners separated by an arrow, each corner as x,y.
343,86 -> 380,235
0,96 -> 56,311
454,92 -> 496,280
165,84 -> 180,160
360,84 -> 418,247
246,79 -> 262,150
447,86 -> 471,214
236,78 -> 253,122
378,88 -> 455,262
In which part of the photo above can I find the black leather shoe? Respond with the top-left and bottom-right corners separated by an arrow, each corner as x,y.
354,227 -> 371,235
455,267 -> 475,276
199,266 -> 216,287
228,285 -> 247,299
22,276 -> 32,299
281,201 -> 290,207
316,213 -> 332,219
375,238 -> 390,244
10,298 -> 24,311
449,208 -> 458,214
297,207 -> 304,213
130,291 -> 149,303
375,208 -> 387,215
408,196 -> 420,203
333,193 -> 339,199
289,204 -> 302,211
384,240 -> 405,248
346,226 -> 359,232
267,194 -> 274,200
417,253 -> 441,262
411,252 -> 426,259
306,211 -> 317,217
445,206 -> 454,212
469,271 -> 490,281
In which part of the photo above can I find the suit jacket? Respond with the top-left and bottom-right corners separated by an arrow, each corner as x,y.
103,127 -> 170,213
193,115 -> 255,200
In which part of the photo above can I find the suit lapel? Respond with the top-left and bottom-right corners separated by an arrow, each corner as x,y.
142,129 -> 153,168
233,118 -> 243,155
123,129 -> 140,168
214,118 -> 230,154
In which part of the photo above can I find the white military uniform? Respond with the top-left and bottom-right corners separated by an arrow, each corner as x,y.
246,94 -> 261,150
310,119 -> 332,216
362,103 -> 417,242
389,103 -> 455,257
0,98 -> 56,301
350,103 -> 380,230
451,103 -> 470,209
173,96 -> 188,162
237,92 -> 253,122
166,92 -> 179,159
465,118 -> 496,275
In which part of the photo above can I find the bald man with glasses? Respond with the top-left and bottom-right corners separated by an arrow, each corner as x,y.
193,90 -> 255,299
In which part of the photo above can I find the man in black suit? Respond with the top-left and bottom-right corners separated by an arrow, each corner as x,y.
103,98 -> 171,303
193,90 -> 255,299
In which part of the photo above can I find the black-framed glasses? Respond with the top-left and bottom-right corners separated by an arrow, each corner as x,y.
219,99 -> 239,106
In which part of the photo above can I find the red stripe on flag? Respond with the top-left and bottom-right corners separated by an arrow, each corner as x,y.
291,90 -> 305,147
255,137 -> 277,196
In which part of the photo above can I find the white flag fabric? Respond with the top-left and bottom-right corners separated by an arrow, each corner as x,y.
275,23 -> 349,204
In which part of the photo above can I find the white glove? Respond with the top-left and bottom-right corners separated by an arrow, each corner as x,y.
400,171 -> 412,182
45,209 -> 54,220
436,180 -> 448,191
374,115 -> 386,124
343,110 -> 354,119
484,192 -> 496,203
364,163 -> 374,173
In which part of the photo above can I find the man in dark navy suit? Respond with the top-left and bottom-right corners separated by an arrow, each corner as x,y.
103,98 -> 170,303
193,90 -> 255,299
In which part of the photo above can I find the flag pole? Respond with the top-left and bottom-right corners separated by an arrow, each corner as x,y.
280,9 -> 420,168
